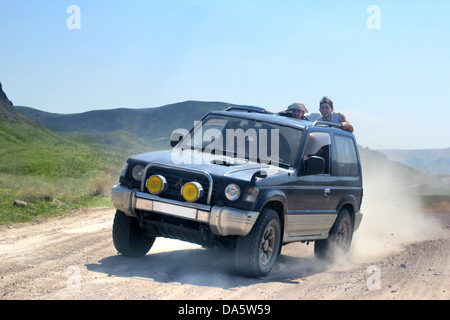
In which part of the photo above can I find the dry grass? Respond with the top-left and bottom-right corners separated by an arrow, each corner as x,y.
421,195 -> 450,213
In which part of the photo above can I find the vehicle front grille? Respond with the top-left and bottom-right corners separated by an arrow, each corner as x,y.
142,165 -> 216,205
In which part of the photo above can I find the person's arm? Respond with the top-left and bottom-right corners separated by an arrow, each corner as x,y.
338,113 -> 354,133
277,110 -> 292,117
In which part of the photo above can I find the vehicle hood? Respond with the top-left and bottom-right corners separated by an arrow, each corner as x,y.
132,149 -> 289,181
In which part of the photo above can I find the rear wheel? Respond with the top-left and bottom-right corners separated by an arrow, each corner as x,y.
314,208 -> 353,261
235,208 -> 281,277
112,210 -> 155,257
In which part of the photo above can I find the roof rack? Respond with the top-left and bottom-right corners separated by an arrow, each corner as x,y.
312,120 -> 343,129
224,106 -> 272,114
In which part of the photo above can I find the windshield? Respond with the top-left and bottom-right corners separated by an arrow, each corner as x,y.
177,114 -> 304,168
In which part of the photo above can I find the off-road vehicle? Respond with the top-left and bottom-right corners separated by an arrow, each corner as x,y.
111,107 -> 363,277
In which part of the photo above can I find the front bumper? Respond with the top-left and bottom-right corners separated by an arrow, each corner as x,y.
111,184 -> 259,237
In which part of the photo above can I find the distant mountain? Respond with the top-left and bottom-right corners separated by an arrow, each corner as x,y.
0,82 -> 123,178
17,101 -> 256,150
359,146 -> 430,184
419,158 -> 450,176
359,146 -> 449,195
378,148 -> 450,176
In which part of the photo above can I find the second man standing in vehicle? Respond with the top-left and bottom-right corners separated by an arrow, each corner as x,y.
317,96 -> 354,133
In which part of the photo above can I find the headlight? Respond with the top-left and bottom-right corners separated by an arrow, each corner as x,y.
131,164 -> 145,181
146,175 -> 168,194
225,183 -> 241,201
181,182 -> 203,202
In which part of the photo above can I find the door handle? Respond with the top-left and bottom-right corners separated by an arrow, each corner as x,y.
324,188 -> 331,196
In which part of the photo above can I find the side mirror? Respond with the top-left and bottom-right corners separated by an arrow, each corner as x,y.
305,156 -> 325,175
251,170 -> 268,182
170,129 -> 188,147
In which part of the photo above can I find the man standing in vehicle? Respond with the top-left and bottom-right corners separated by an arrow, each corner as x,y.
318,96 -> 354,133
277,102 -> 309,120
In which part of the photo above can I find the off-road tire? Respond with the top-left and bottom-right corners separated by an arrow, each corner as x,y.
112,210 -> 155,257
314,208 -> 353,261
235,208 -> 281,277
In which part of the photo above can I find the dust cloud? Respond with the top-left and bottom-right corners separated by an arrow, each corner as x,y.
350,159 -> 442,263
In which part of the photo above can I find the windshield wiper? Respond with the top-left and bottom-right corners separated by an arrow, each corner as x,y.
260,157 -> 290,169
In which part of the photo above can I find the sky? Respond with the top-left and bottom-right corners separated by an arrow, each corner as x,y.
0,0 -> 449,150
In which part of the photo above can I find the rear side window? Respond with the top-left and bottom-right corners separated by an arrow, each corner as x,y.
334,135 -> 359,176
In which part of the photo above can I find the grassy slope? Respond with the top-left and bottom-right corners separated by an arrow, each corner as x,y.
0,101 -> 126,224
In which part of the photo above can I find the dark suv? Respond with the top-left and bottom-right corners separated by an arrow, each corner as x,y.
111,107 -> 363,277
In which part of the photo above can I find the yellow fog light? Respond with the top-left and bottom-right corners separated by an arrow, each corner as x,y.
181,182 -> 203,202
146,175 -> 168,195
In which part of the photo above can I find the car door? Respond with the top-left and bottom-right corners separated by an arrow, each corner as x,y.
284,130 -> 336,241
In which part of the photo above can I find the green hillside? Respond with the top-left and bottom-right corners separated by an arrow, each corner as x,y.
0,91 -> 125,225
69,130 -> 151,155
1,99 -> 124,178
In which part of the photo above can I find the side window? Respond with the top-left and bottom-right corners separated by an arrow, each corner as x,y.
303,132 -> 331,174
334,135 -> 359,176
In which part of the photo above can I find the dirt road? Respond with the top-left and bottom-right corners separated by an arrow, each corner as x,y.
0,206 -> 448,300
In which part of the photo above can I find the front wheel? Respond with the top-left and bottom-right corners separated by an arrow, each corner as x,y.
235,208 -> 281,277
112,210 -> 155,257
314,208 -> 353,261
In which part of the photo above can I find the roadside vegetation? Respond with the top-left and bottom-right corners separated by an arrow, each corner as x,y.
0,149 -> 125,225
0,114 -> 127,225
421,195 -> 450,214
